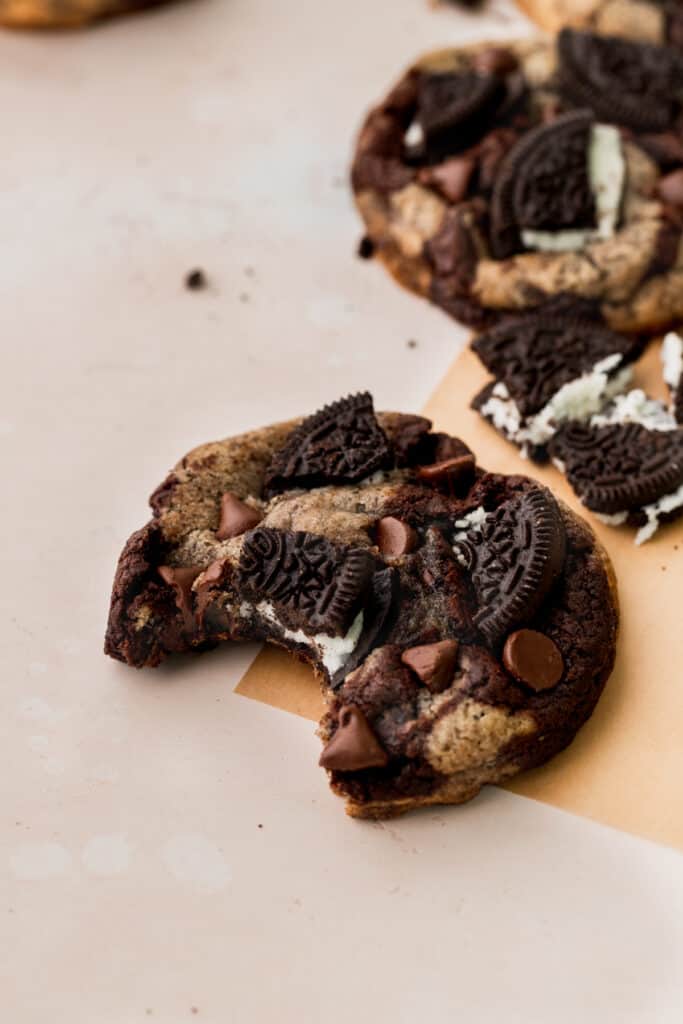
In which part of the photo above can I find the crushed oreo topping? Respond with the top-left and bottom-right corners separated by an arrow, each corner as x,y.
263,392 -> 392,496
549,422 -> 683,514
238,528 -> 375,637
454,487 -> 567,646
558,29 -> 683,133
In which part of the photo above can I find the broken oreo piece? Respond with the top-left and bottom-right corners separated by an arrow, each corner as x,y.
330,567 -> 399,689
454,486 -> 567,646
490,110 -> 597,259
549,421 -> 683,514
557,29 -> 683,133
414,70 -> 505,160
238,528 -> 375,638
263,392 -> 392,496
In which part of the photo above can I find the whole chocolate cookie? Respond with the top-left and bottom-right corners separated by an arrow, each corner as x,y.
352,31 -> 683,334
105,394 -> 619,819
516,0 -> 683,48
0,0 -> 176,28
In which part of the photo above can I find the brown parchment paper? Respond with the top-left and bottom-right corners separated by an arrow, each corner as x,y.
237,341 -> 683,850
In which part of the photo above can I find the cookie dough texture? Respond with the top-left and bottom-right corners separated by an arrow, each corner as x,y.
106,407 -> 619,819
0,0 -> 172,28
353,37 -> 683,334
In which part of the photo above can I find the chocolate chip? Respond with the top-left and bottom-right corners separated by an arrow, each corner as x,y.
401,639 -> 459,693
357,235 -> 375,259
238,528 -> 375,637
157,565 -> 203,631
503,629 -> 564,690
658,169 -> 683,208
216,492 -> 263,540
472,47 -> 518,78
319,706 -> 389,771
185,269 -> 207,290
376,517 -> 418,557
418,156 -> 476,203
417,454 -> 475,490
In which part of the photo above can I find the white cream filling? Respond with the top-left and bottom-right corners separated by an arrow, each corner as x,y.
247,600 -> 364,676
590,388 -> 677,432
452,506 -> 488,564
404,121 -> 424,149
635,483 -> 683,545
521,123 -> 625,253
662,332 -> 683,393
594,511 -> 628,527
480,355 -> 630,452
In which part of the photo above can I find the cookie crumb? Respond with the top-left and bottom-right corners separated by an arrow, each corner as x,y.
185,269 -> 207,291
357,236 -> 375,260
407,339 -> 418,349
191,1009 -> 199,1016
239,292 -> 250,303
257,823 -> 263,829
244,266 -> 255,278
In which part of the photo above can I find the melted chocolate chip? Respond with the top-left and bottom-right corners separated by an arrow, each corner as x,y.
417,455 -> 476,492
319,706 -> 389,772
216,493 -> 263,540
376,517 -> 418,557
157,565 -> 202,632
401,639 -> 459,693
503,629 -> 564,690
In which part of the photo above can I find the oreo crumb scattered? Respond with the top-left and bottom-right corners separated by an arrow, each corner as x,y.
185,269 -> 207,291
357,236 -> 375,259
239,292 -> 250,304
407,339 -> 418,349
244,266 -> 255,278
257,823 -> 263,829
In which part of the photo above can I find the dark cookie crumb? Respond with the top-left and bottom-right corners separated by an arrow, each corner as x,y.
185,269 -> 207,291
357,235 -> 375,259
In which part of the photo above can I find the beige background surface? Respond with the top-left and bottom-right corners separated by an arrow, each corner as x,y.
2,1 -> 683,1022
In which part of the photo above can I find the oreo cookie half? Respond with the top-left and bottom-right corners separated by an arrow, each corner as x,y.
453,486 -> 567,646
411,70 -> 505,161
557,28 -> 683,133
550,421 -> 683,521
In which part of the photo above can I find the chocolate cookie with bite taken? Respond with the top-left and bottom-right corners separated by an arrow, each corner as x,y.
105,393 -> 619,818
352,30 -> 683,334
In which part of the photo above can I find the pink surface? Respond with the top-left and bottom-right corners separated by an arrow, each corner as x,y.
2,1 -> 682,1021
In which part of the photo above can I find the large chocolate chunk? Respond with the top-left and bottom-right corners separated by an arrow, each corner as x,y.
454,487 -> 567,646
263,392 -> 392,496
558,29 -> 683,133
471,312 -> 642,417
238,528 -> 375,637
549,422 -> 683,514
490,111 -> 596,259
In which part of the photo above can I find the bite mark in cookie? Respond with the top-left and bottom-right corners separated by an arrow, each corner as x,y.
105,394 -> 619,818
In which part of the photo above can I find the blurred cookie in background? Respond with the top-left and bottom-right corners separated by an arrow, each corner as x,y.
0,0 -> 179,29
